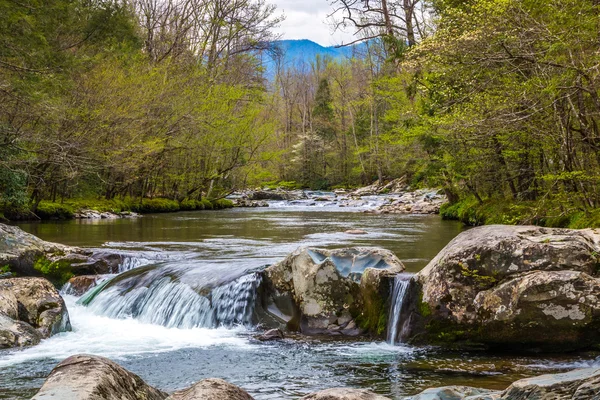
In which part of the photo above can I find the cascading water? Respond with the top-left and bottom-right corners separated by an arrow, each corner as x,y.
387,273 -> 413,344
79,264 -> 264,329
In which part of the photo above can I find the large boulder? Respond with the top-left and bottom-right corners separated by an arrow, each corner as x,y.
403,225 -> 600,350
32,354 -> 168,400
301,388 -> 391,400
62,275 -> 105,296
0,277 -> 70,348
167,378 -> 254,400
262,247 -> 404,336
0,223 -> 122,281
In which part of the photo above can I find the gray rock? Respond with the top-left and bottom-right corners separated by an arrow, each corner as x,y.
301,388 -> 391,400
406,225 -> 600,350
167,378 -> 254,400
0,312 -> 42,348
0,223 -> 122,277
263,247 -> 404,336
0,277 -> 70,346
408,367 -> 600,400
32,354 -> 168,400
501,367 -> 600,399
405,386 -> 500,400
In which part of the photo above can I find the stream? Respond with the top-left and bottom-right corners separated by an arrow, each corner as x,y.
1,199 -> 599,399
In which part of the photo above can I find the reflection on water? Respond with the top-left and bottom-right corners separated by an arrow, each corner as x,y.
2,209 -> 598,399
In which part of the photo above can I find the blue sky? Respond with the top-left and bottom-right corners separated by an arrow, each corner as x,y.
272,0 -> 356,46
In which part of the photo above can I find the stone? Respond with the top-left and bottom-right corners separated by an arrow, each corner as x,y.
63,275 -> 103,296
263,247 -> 404,336
345,230 -> 368,235
407,367 -> 600,400
32,354 -> 168,400
0,223 -> 122,278
501,367 -> 600,399
301,388 -> 391,400
405,225 -> 600,351
405,386 -> 500,400
0,312 -> 42,348
0,277 -> 71,339
167,378 -> 254,400
256,328 -> 284,341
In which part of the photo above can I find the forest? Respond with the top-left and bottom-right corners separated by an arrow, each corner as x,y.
1,0 -> 599,227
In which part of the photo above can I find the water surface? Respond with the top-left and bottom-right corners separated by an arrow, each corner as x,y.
2,206 -> 598,399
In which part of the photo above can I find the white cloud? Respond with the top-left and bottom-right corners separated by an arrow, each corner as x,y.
271,0 -> 356,46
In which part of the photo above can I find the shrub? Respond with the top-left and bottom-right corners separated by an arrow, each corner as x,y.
179,199 -> 197,211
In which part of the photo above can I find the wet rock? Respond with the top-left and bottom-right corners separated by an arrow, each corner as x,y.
249,190 -> 306,201
359,266 -> 405,337
405,386 -> 500,400
0,223 -> 121,278
501,367 -> 600,399
406,225 -> 600,351
0,312 -> 42,348
32,354 -> 168,400
233,199 -> 269,208
407,367 -> 600,400
263,247 -> 404,336
74,210 -> 139,219
1,277 -> 71,338
63,275 -> 103,296
301,388 -> 391,400
345,230 -> 368,235
167,378 -> 254,400
256,328 -> 284,341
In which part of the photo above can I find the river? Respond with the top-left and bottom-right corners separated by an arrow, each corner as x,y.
1,203 -> 598,399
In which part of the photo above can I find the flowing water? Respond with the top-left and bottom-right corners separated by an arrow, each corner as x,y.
387,274 -> 413,345
1,200 -> 599,399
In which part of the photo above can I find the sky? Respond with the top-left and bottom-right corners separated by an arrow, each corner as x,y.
271,0 -> 356,47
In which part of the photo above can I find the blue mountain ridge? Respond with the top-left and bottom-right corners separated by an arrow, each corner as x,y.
260,39 -> 368,79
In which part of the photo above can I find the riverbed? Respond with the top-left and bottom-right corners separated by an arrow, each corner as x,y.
1,205 -> 598,399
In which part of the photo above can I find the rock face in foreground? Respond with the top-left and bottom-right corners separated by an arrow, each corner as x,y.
0,223 -> 122,279
0,277 -> 70,348
262,247 -> 404,336
32,354 -> 168,400
302,388 -> 391,400
167,378 -> 254,400
406,367 -> 600,399
404,225 -> 600,351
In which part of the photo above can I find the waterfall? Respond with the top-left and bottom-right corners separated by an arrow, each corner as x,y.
80,265 -> 264,329
387,273 -> 413,344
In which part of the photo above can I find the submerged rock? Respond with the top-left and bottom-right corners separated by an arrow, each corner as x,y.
262,247 -> 405,336
167,378 -> 254,400
32,354 -> 168,400
405,386 -> 499,400
345,230 -> 368,235
301,388 -> 391,400
0,277 -> 70,348
255,328 -> 285,341
404,225 -> 600,351
406,367 -> 600,400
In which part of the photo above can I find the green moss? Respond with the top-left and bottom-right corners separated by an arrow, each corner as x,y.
33,257 -> 74,286
417,292 -> 432,317
211,199 -> 234,209
36,202 -> 75,219
201,199 -> 213,210
460,264 -> 497,288
441,197 -> 600,229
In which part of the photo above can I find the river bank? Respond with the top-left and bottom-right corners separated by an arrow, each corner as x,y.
0,198 -> 235,222
441,197 -> 600,229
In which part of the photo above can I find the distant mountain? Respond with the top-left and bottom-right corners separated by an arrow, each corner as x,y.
260,39 -> 368,79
